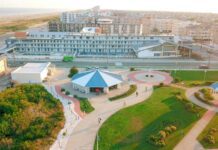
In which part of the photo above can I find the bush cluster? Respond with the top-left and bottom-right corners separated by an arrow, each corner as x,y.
204,128 -> 218,144
74,95 -> 94,113
147,125 -> 177,147
0,84 -> 64,150
194,92 -> 213,105
129,67 -> 136,71
200,88 -> 214,101
174,92 -> 201,114
68,66 -> 78,78
109,85 -> 137,101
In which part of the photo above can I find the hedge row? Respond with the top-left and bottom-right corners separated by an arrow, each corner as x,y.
194,92 -> 213,105
109,85 -> 137,101
74,95 -> 94,113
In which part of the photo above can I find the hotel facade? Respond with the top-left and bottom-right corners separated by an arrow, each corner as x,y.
5,32 -> 181,58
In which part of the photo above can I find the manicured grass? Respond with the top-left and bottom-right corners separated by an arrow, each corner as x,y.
171,70 -> 218,81
198,114 -> 218,148
171,70 -> 218,86
74,95 -> 94,113
95,86 -> 205,150
109,85 -> 137,101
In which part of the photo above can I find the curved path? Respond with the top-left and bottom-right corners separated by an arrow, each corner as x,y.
174,86 -> 218,150
65,83 -> 153,150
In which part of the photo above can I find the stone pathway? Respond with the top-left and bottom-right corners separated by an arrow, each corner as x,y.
65,84 -> 153,150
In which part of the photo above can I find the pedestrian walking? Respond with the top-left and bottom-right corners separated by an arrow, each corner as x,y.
136,91 -> 138,97
123,101 -> 126,107
98,117 -> 102,124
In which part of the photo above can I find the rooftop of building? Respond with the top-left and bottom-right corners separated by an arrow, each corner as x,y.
72,69 -> 123,88
12,62 -> 50,74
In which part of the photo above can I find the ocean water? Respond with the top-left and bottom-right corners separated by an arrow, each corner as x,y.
0,8 -> 62,17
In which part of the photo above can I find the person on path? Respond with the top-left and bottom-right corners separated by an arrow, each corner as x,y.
98,117 -> 102,124
136,91 -> 138,97
123,101 -> 126,107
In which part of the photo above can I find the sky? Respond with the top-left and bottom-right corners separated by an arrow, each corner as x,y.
1,0 -> 218,13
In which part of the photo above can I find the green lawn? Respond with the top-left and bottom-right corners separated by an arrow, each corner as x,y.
171,70 -> 218,86
171,70 -> 218,81
198,114 -> 218,149
95,86 -> 205,150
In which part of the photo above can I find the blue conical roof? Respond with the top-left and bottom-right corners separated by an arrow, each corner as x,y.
72,69 -> 123,88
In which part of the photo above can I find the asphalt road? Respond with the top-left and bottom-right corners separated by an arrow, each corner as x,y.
8,57 -> 218,70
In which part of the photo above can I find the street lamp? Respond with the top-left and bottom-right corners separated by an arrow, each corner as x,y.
204,70 -> 207,82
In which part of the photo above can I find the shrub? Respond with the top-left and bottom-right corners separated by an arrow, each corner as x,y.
194,92 -> 213,105
61,88 -> 65,92
191,81 -> 202,86
164,126 -> 172,134
130,67 -> 136,71
147,124 -> 177,147
158,82 -> 164,87
65,91 -> 70,95
200,88 -> 214,101
75,96 -> 94,113
185,102 -> 194,110
68,66 -> 78,78
170,125 -> 177,131
204,135 -> 215,144
159,130 -> 167,139
109,85 -> 137,101
174,77 -> 181,83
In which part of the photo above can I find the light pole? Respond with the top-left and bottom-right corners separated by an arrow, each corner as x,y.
204,70 -> 207,82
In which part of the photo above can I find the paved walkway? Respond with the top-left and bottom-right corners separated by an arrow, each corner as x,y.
174,87 -> 218,150
65,84 -> 153,150
43,85 -> 81,150
174,110 -> 215,150
55,85 -> 85,118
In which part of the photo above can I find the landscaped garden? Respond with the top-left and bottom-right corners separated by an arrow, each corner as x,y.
74,95 -> 95,113
109,84 -> 137,101
95,86 -> 205,150
194,88 -> 214,105
198,114 -> 218,148
171,70 -> 218,86
0,84 -> 64,150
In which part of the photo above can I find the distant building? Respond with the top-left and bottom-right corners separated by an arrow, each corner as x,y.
11,62 -> 51,83
185,25 -> 212,42
5,32 -> 181,58
0,55 -> 8,75
48,21 -> 143,35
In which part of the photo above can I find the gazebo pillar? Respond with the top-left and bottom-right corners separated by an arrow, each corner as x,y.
104,87 -> 109,93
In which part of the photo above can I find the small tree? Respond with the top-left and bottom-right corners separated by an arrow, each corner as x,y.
68,66 -> 78,78
65,91 -> 70,95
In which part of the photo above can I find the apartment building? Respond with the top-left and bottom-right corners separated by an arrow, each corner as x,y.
48,21 -> 143,35
185,25 -> 212,42
5,32 -> 179,58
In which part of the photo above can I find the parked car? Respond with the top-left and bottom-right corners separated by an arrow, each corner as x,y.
199,64 -> 209,69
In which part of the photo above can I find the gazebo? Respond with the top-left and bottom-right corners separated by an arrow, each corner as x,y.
72,69 -> 123,93
210,82 -> 218,93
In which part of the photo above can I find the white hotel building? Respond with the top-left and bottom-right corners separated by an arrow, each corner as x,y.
5,31 -> 181,58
